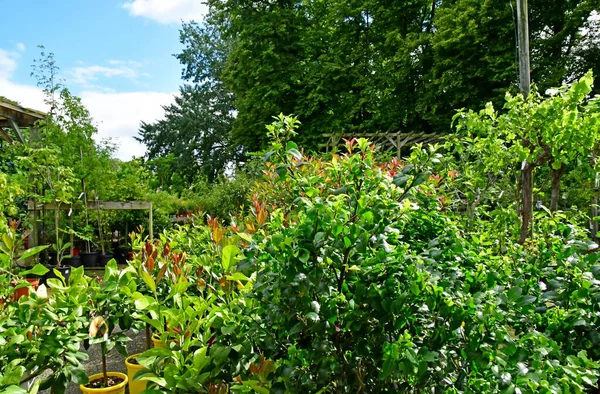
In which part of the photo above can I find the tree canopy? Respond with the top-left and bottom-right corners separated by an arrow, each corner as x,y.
138,0 -> 600,181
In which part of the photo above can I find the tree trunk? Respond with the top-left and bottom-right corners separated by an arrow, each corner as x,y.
592,193 -> 598,242
55,204 -> 60,267
550,163 -> 566,211
519,162 -> 533,244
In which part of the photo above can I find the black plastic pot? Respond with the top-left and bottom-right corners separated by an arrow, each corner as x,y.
97,253 -> 113,267
42,265 -> 71,286
63,256 -> 82,268
47,251 -> 58,266
80,252 -> 99,268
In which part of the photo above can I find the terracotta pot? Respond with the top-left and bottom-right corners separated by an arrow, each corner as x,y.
11,278 -> 40,300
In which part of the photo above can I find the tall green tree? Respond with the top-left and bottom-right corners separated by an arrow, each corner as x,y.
138,20 -> 235,183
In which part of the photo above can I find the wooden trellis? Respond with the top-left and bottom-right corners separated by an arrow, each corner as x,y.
321,132 -> 444,159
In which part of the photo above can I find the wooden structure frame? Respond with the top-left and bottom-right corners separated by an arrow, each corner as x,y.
0,98 -> 46,144
321,132 -> 443,158
27,200 -> 154,246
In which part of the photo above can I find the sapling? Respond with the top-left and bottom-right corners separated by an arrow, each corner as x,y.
89,315 -> 110,387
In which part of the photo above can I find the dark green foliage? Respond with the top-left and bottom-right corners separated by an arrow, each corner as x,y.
137,84 -> 235,184
154,0 -> 599,171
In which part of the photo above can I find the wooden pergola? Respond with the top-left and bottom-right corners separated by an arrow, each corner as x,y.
321,132 -> 444,159
0,98 -> 46,144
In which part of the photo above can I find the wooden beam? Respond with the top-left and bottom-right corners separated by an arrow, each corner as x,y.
7,117 -> 24,143
28,200 -> 153,211
0,129 -> 13,144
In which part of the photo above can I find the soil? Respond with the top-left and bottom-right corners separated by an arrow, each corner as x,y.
85,375 -> 125,389
128,357 -> 139,365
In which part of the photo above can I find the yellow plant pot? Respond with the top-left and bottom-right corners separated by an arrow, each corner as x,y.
80,372 -> 128,394
125,354 -> 147,394
152,335 -> 165,348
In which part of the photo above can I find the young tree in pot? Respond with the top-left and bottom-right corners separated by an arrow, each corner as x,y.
21,145 -> 76,282
81,260 -> 140,393
95,198 -> 113,267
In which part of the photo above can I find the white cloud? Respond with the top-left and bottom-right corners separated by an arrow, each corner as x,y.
16,43 -> 25,52
69,64 -> 142,86
0,49 -> 19,80
0,47 -> 174,161
81,90 -> 174,160
0,78 -> 46,110
122,0 -> 208,24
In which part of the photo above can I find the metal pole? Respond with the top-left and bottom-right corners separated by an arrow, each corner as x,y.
516,0 -> 530,98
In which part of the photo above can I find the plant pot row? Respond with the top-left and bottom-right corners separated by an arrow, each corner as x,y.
44,251 -> 115,268
79,252 -> 114,268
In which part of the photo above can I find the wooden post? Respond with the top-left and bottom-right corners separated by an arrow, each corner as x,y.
149,202 -> 153,240
516,0 -> 533,243
30,127 -> 40,247
69,204 -> 74,256
517,0 -> 530,98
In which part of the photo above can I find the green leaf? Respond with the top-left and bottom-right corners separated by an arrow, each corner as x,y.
19,263 -> 49,277
19,245 -> 49,261
412,172 -> 429,187
211,345 -> 231,364
306,312 -> 319,322
141,271 -> 156,293
242,380 -> 270,394
297,249 -> 309,264
287,148 -> 302,160
507,287 -> 522,300
132,292 -> 153,310
1,386 -> 27,394
69,367 -> 89,384
222,244 -> 240,271
226,272 -> 250,282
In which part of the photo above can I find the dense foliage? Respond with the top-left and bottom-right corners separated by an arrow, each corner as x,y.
3,101 -> 600,392
138,0 -> 600,180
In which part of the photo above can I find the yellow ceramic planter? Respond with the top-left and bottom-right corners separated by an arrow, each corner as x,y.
79,372 -> 128,394
125,354 -> 147,394
152,335 -> 165,348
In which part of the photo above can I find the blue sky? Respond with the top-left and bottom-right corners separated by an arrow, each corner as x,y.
0,0 -> 208,159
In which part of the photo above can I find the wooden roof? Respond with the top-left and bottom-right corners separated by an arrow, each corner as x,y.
0,98 -> 47,144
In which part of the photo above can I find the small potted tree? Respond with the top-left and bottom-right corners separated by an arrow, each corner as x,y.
24,145 -> 76,281
81,260 -> 139,393
96,200 -> 113,267
81,315 -> 129,393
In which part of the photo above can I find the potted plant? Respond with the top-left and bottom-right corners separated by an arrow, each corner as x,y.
43,237 -> 72,285
24,145 -> 76,278
81,315 -> 128,394
124,354 -> 146,394
26,265 -> 94,393
81,260 -> 141,393
94,198 -> 113,268
0,221 -> 49,300
76,224 -> 99,267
